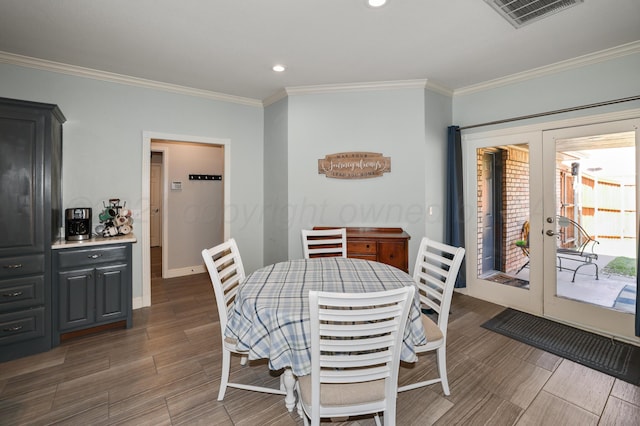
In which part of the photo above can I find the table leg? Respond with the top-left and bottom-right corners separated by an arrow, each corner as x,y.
281,368 -> 297,412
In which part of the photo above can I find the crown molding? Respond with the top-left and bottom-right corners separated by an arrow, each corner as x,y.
262,89 -> 289,107
424,80 -> 454,97
262,79 -> 452,106
284,79 -> 430,96
454,40 -> 640,96
4,40 -> 636,107
0,51 -> 263,107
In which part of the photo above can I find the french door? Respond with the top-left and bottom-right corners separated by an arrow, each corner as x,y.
542,119 -> 639,342
463,130 -> 544,316
463,116 -> 640,344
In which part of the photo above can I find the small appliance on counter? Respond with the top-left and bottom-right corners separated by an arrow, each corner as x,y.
65,207 -> 92,241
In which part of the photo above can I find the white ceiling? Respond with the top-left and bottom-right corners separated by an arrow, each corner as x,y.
0,0 -> 639,102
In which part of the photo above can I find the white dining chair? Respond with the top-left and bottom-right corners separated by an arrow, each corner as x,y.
298,286 -> 415,426
301,228 -> 347,259
201,238 -> 286,401
397,237 -> 465,395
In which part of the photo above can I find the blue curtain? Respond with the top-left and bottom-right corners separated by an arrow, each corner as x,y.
445,126 -> 466,288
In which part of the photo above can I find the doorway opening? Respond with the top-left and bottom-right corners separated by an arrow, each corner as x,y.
150,151 -> 163,250
477,145 -> 530,288
140,132 -> 230,308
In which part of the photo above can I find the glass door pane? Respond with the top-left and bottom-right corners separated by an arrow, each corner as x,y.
543,120 -> 639,342
476,145 -> 531,288
463,131 -> 543,315
554,135 -> 635,311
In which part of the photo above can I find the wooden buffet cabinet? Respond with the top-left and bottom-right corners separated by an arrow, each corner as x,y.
314,227 -> 411,272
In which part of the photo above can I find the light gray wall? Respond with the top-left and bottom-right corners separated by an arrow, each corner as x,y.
263,97 -> 290,265
0,62 -> 265,301
287,88 -> 429,268
453,52 -> 640,130
424,88 -> 453,242
5,50 -> 634,304
151,141 -> 224,272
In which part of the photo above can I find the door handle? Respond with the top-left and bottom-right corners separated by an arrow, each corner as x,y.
546,229 -> 557,236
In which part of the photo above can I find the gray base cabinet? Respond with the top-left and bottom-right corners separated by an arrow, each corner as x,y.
53,243 -> 132,345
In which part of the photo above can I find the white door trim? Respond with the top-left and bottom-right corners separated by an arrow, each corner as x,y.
150,156 -> 164,248
139,131 -> 231,308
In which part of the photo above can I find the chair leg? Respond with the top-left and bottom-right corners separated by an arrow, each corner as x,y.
375,413 -> 382,426
218,348 -> 231,401
437,346 -> 450,396
382,407 -> 394,426
298,397 -> 311,426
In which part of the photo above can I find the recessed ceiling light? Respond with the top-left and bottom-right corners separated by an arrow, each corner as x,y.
367,0 -> 387,7
272,64 -> 286,72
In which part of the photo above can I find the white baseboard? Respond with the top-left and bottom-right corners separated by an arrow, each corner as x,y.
132,297 -> 145,310
164,265 -> 206,278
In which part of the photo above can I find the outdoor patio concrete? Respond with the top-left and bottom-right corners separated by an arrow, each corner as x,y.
514,243 -> 636,314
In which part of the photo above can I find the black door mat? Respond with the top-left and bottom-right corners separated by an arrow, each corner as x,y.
481,308 -> 640,386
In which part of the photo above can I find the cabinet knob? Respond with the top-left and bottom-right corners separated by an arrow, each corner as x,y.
3,325 -> 23,332
2,291 -> 23,298
88,254 -> 102,259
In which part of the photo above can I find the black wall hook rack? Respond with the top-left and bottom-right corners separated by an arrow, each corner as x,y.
189,174 -> 222,181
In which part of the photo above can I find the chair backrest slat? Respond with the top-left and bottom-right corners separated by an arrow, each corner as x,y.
301,228 -> 347,258
413,237 -> 465,329
201,238 -> 246,333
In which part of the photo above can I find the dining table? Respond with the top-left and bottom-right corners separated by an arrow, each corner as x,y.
225,257 -> 427,412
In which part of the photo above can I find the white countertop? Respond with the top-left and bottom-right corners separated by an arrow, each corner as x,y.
52,233 -> 137,250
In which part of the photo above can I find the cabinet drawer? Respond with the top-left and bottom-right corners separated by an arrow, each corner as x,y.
57,245 -> 128,269
0,275 -> 44,312
378,242 -> 407,271
349,254 -> 377,262
0,254 -> 44,279
348,241 -> 377,254
0,307 -> 45,345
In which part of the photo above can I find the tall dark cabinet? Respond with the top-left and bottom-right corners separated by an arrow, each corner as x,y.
0,97 -> 65,362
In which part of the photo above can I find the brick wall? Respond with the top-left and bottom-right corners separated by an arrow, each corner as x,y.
503,147 -> 530,274
476,146 -> 530,276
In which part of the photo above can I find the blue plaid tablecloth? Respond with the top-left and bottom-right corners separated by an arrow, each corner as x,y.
225,257 -> 427,377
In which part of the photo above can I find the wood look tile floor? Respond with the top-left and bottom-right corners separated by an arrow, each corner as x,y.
1,247 -> 639,425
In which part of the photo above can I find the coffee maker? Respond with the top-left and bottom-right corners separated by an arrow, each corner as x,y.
65,208 -> 92,241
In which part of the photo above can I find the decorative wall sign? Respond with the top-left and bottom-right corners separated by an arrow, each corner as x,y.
318,152 -> 391,179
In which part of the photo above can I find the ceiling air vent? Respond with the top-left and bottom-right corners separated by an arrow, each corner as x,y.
484,0 -> 584,28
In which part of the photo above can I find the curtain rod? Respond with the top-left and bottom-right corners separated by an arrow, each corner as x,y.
459,95 -> 640,131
